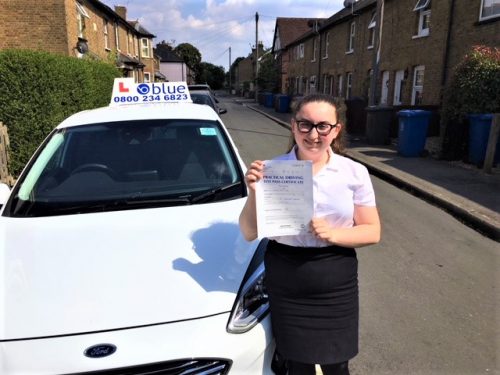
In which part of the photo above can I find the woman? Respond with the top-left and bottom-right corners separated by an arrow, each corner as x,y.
239,94 -> 381,375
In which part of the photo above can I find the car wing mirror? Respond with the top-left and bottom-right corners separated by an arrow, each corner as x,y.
218,108 -> 227,114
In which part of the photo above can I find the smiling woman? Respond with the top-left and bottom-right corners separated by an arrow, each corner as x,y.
239,93 -> 381,375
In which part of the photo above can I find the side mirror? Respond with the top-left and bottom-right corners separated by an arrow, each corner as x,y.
218,108 -> 227,115
0,182 -> 11,209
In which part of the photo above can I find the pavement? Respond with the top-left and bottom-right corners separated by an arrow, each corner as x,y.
233,97 -> 500,242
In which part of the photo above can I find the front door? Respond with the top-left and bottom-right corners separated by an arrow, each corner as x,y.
381,71 -> 389,105
393,70 -> 404,105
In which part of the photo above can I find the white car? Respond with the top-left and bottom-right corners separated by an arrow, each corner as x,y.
0,81 -> 274,374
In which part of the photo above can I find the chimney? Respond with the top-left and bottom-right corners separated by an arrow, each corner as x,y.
114,6 -> 127,20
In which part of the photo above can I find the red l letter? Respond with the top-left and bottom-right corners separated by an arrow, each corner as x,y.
119,82 -> 129,92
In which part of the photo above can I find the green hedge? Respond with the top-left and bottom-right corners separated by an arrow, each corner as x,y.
441,46 -> 500,160
0,49 -> 121,177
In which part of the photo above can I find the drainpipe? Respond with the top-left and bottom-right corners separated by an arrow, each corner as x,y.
315,20 -> 321,94
368,0 -> 384,106
441,0 -> 456,91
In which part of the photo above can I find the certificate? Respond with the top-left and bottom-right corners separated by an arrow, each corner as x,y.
256,159 -> 313,238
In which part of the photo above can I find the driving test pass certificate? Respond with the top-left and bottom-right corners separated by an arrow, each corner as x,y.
256,160 -> 313,238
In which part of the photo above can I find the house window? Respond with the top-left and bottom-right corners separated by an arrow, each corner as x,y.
310,75 -> 317,94
338,74 -> 343,97
141,38 -> 150,58
411,65 -> 425,105
368,12 -> 376,49
323,32 -> 329,59
299,43 -> 305,59
346,72 -> 353,99
312,37 -> 317,62
414,0 -> 431,37
295,77 -> 300,94
144,72 -> 151,83
114,23 -> 120,51
480,0 -> 500,21
103,19 -> 109,50
323,74 -> 330,94
76,2 -> 89,38
414,0 -> 430,11
126,31 -> 131,55
347,22 -> 355,53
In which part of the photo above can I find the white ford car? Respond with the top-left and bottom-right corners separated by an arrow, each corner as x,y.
0,80 -> 274,374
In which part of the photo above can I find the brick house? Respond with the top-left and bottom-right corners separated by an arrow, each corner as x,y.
273,0 -> 499,153
271,18 -> 325,95
234,43 -> 265,97
0,0 -> 159,82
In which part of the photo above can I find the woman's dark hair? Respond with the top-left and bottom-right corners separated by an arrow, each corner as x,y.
287,94 -> 347,154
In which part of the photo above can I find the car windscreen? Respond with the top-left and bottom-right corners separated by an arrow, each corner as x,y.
4,119 -> 245,217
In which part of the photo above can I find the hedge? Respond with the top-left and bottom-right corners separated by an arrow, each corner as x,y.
0,49 -> 121,177
441,46 -> 500,160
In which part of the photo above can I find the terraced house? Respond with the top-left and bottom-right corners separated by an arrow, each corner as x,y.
0,0 -> 159,82
272,0 -> 499,154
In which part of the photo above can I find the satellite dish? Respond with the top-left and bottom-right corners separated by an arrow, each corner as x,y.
343,0 -> 355,7
76,39 -> 89,54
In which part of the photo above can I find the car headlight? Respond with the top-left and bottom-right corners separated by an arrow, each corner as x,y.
227,239 -> 269,333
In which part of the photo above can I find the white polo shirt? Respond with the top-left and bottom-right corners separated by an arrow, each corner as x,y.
269,146 -> 376,247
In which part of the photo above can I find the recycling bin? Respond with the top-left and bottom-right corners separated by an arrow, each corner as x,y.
276,95 -> 291,113
264,92 -> 274,108
397,110 -> 431,157
468,114 -> 500,165
365,106 -> 393,145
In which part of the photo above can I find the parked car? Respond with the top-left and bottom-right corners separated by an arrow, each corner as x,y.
190,89 -> 227,115
0,80 -> 273,374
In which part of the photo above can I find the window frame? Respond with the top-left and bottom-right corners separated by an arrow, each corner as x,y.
347,22 -> 355,53
76,2 -> 89,39
479,0 -> 500,21
414,0 -> 431,11
312,37 -> 317,62
114,22 -> 120,51
368,12 -> 376,49
103,19 -> 110,50
323,32 -> 329,59
141,38 -> 151,58
346,72 -> 353,99
411,65 -> 425,105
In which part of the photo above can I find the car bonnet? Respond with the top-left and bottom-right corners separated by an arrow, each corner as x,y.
0,199 -> 257,340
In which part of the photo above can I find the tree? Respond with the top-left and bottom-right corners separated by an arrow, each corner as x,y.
155,40 -> 173,55
199,62 -> 225,89
257,49 -> 279,93
174,43 -> 202,80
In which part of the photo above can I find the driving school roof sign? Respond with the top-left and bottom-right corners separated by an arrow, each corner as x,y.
110,78 -> 192,106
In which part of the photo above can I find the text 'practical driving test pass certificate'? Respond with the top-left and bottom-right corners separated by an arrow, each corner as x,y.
256,160 -> 313,238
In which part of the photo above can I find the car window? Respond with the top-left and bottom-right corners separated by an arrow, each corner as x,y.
5,119 -> 244,217
191,93 -> 215,110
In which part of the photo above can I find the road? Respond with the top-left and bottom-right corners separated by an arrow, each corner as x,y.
218,94 -> 500,375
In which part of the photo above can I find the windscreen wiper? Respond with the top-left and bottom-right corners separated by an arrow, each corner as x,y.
190,181 -> 242,204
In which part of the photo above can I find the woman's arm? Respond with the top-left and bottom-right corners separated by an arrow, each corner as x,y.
239,160 -> 264,241
310,205 -> 381,248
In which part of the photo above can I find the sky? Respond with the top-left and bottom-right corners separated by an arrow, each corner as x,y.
98,0 -> 345,71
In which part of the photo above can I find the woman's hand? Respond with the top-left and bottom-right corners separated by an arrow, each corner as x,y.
310,205 -> 381,247
244,160 -> 264,193
239,160 -> 264,242
310,217 -> 335,243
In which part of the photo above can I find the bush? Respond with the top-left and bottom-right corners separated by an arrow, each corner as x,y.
441,46 -> 500,160
0,49 -> 121,176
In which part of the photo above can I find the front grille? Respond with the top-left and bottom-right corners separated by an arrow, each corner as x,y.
71,358 -> 232,375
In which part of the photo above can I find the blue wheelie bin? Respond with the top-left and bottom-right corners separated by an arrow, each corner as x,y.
264,92 -> 274,108
468,114 -> 500,166
397,110 -> 432,157
277,95 -> 291,113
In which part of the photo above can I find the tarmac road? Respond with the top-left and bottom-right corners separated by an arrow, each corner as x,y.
220,96 -> 499,375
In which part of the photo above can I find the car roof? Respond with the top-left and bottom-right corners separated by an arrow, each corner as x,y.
57,102 -> 220,129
